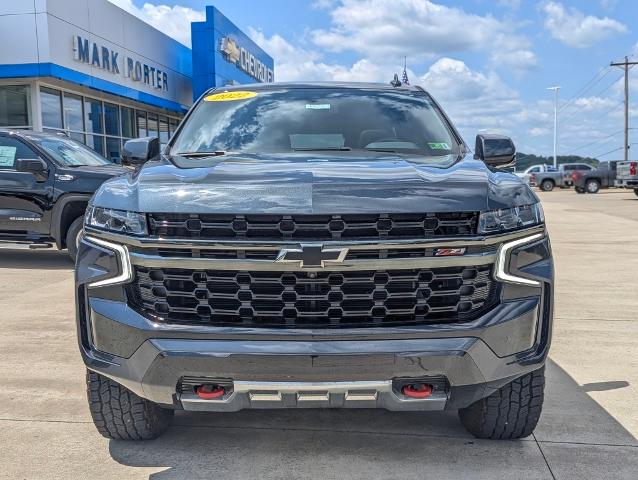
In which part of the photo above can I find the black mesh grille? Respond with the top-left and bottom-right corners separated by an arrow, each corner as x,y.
129,265 -> 498,328
147,212 -> 478,241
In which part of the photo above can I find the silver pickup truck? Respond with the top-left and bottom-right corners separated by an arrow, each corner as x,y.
615,161 -> 638,196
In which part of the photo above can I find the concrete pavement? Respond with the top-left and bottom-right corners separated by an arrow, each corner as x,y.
0,189 -> 637,479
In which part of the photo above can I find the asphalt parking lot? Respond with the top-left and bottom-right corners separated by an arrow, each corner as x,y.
0,189 -> 637,479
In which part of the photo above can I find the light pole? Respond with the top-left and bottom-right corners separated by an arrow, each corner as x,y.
547,86 -> 560,169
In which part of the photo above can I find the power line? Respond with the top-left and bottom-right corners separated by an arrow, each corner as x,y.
559,66 -> 612,113
559,72 -> 624,124
567,130 -> 623,154
593,146 -> 623,158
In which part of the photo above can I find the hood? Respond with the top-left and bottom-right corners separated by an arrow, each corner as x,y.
92,152 -> 537,214
55,163 -> 128,194
63,164 -> 129,177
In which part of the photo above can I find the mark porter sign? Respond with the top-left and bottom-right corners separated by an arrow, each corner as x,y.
72,35 -> 169,92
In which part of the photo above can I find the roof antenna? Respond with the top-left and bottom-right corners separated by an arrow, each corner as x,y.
390,73 -> 402,87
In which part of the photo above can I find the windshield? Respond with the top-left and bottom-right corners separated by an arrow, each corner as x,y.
32,136 -> 112,167
170,87 -> 459,164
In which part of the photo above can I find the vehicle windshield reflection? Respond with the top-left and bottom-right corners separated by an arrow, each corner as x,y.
170,87 -> 460,165
32,136 -> 112,167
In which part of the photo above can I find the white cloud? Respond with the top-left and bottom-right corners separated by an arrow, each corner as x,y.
107,0 -> 204,46
542,1 -> 627,48
248,28 -> 407,83
529,127 -> 550,137
572,96 -> 617,111
310,0 -> 537,72
420,58 -> 531,144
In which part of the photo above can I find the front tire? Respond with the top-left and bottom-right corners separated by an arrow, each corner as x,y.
575,187 -> 586,194
458,367 -> 545,440
634,188 -> 638,197
540,180 -> 554,192
86,370 -> 173,440
65,217 -> 84,262
585,179 -> 600,194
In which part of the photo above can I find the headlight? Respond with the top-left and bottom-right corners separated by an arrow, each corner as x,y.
478,203 -> 544,234
85,207 -> 147,235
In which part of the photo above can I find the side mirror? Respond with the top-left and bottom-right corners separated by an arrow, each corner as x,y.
474,134 -> 516,168
121,137 -> 160,167
15,158 -> 48,181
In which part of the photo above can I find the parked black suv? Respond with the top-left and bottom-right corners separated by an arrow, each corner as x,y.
76,83 -> 553,441
0,130 -> 126,260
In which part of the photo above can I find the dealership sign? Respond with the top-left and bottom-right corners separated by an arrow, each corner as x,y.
220,37 -> 273,83
72,35 -> 169,91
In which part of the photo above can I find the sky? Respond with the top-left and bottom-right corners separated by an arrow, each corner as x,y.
108,0 -> 638,159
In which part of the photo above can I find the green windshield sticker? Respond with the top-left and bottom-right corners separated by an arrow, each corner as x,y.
428,142 -> 450,150
306,104 -> 331,110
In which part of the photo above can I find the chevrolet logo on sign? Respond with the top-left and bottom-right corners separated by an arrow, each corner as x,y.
220,37 -> 241,64
276,244 -> 348,268
219,36 -> 274,83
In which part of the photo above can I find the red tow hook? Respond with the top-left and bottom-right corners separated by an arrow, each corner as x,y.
195,384 -> 225,400
402,383 -> 433,399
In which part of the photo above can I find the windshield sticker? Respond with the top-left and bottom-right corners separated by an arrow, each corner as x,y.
305,104 -> 331,110
428,142 -> 450,150
0,146 -> 17,167
204,91 -> 257,102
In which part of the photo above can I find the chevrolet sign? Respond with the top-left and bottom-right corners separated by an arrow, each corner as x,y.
220,37 -> 274,83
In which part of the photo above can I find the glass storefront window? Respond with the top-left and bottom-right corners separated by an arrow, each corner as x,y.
137,111 -> 147,137
41,87 -> 63,129
0,85 -> 30,128
121,106 -> 135,138
147,114 -> 158,139
104,103 -> 119,136
159,117 -> 169,145
105,137 -> 121,163
85,135 -> 104,155
39,85 -> 182,157
63,93 -> 84,132
169,118 -> 179,136
69,132 -> 85,144
84,98 -> 103,134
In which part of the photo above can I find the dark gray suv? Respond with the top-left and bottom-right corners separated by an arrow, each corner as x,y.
76,82 -> 553,440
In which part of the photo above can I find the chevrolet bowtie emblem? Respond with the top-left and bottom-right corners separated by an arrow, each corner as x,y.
275,244 -> 348,268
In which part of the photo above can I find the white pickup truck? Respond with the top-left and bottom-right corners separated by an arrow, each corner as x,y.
615,161 -> 638,196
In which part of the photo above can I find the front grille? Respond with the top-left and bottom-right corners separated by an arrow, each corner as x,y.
129,265 -> 498,328
129,244 -> 497,261
147,212 -> 478,241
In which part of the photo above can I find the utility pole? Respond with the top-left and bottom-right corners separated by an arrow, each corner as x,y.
547,86 -> 560,169
611,56 -> 638,161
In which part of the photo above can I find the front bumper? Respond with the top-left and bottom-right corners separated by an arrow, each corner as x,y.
75,227 -> 553,412
615,178 -> 638,188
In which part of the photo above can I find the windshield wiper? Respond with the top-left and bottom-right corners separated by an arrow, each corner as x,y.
174,151 -> 227,157
291,147 -> 352,151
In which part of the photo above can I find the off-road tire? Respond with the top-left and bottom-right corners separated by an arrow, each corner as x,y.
575,187 -> 585,194
634,188 -> 638,197
458,367 -> 545,440
65,216 -> 84,262
86,370 -> 173,440
540,180 -> 554,192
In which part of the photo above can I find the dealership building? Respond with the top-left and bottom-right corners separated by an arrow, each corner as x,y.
0,0 -> 274,161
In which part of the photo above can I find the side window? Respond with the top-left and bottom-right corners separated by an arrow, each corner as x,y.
579,165 -> 592,171
0,136 -> 39,170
